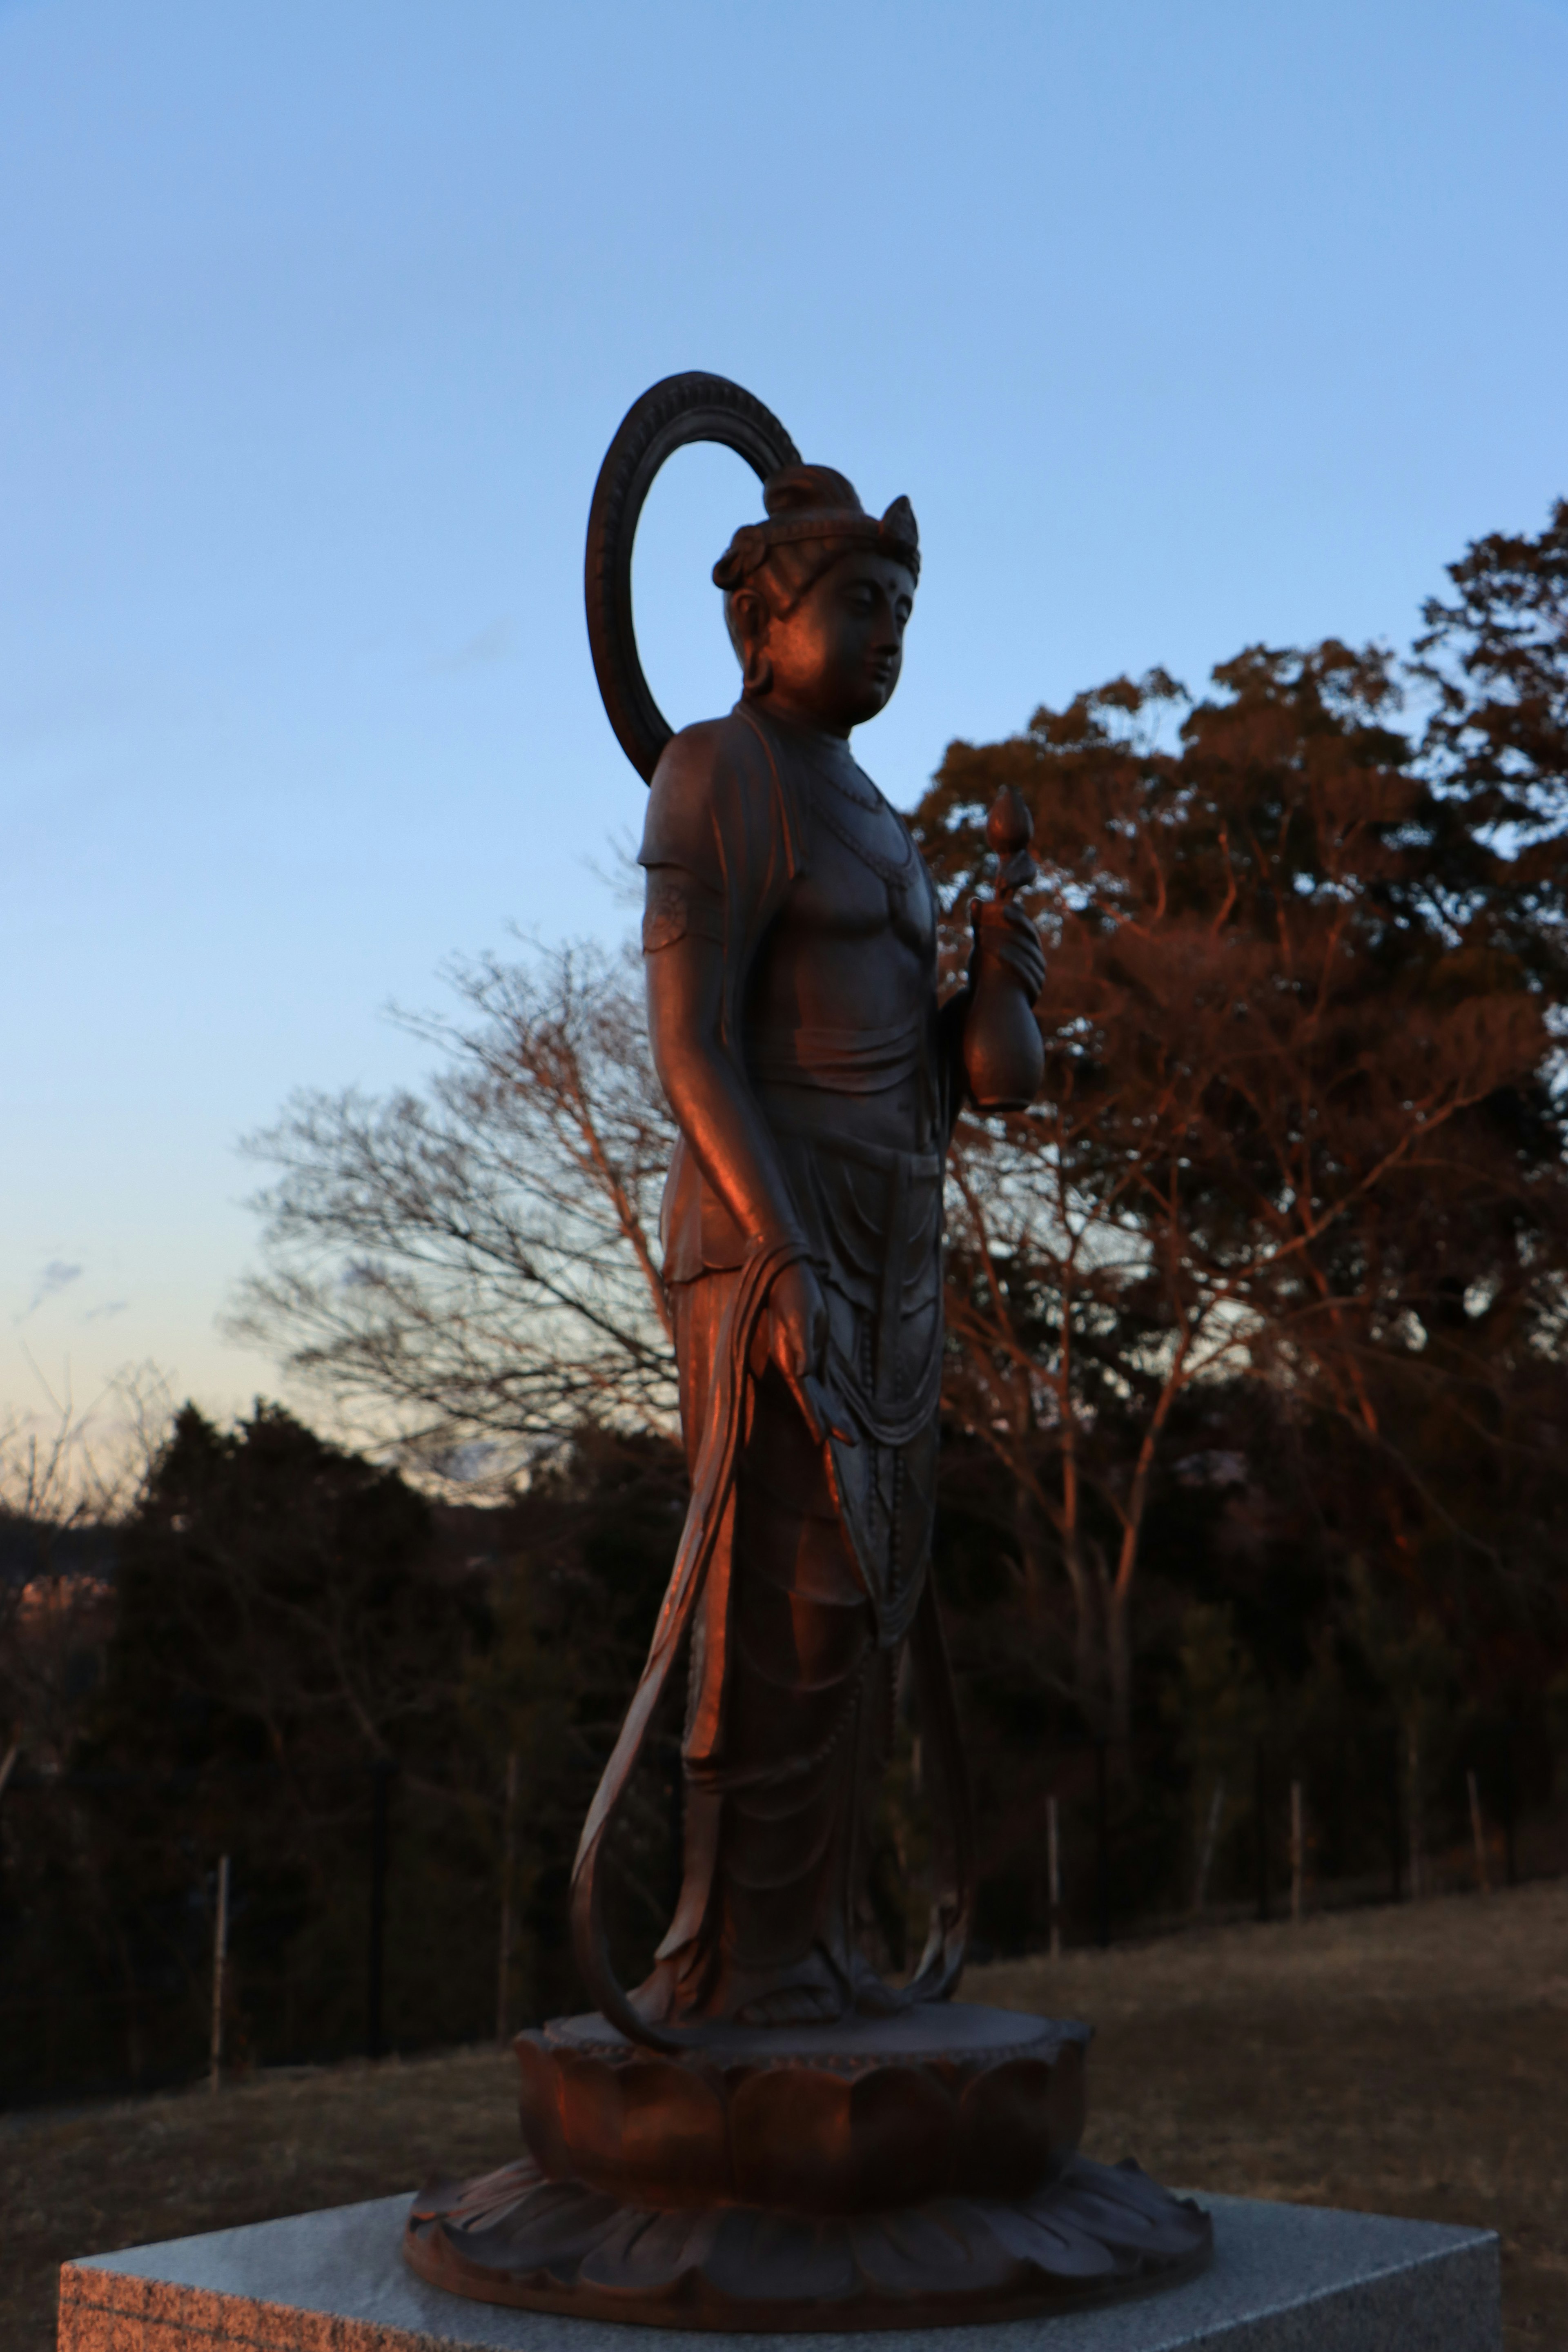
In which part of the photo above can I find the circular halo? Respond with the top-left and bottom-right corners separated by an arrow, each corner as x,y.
584,373 -> 800,784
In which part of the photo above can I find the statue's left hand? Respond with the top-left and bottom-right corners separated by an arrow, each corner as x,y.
971,899 -> 1045,1005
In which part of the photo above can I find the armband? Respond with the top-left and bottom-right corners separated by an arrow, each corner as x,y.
641,871 -> 723,954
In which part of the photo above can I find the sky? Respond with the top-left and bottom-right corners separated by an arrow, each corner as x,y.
3,0 -> 1566,1453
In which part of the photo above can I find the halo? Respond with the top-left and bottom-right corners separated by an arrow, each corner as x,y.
584,373 -> 800,784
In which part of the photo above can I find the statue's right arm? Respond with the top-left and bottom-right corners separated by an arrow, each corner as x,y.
643,921 -> 805,1256
640,726 -> 808,1259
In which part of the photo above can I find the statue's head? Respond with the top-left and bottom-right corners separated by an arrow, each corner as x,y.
713,466 -> 919,736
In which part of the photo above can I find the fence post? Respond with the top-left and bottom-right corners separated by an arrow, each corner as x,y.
208,1855 -> 229,2094
1254,1742 -> 1270,1922
1502,1734 -> 1518,1887
1192,1776 -> 1226,1918
1290,1782 -> 1304,1924
1095,1741 -> 1111,1949
1467,1768 -> 1490,1894
1389,1723 -> 1403,1902
1047,1793 -> 1062,1958
367,1760 -> 392,2061
1407,1722 -> 1424,1900
497,1752 -> 519,2046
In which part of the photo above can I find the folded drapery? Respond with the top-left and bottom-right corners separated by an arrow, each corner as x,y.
568,1125 -> 971,2040
746,1011 -> 925,1096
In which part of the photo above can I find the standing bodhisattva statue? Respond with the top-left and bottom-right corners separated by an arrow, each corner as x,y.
405,376 -> 1210,2328
572,449 -> 1043,2041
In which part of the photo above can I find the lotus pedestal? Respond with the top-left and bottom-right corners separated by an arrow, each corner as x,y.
403,2002 -> 1210,2329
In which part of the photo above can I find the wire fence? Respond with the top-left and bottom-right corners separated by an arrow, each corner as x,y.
1,1724 -> 1560,2112
0,1757 -> 509,2107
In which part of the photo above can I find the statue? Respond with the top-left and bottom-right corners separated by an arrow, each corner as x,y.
405,375 -> 1209,2327
574,453 -> 1044,2045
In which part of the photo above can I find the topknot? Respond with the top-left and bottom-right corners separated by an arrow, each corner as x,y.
762,466 -> 865,521
712,465 -> 920,597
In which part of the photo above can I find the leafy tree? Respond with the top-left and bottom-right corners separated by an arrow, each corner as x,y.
1164,1600 -> 1267,1910
1415,494 -> 1568,952
919,630 -> 1565,1739
0,1389 -> 129,1775
64,1403 -> 501,2071
92,1401 -> 472,1777
463,1422 -> 688,2020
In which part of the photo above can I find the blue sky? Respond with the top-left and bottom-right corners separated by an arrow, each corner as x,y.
3,0 -> 1566,1445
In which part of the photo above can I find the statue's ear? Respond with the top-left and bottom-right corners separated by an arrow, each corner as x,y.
727,587 -> 774,696
730,585 -> 768,643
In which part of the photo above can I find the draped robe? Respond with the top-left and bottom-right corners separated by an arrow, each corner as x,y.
570,702 -> 972,2037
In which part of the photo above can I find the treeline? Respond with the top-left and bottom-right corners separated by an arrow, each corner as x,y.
4,500 -> 1568,2097
0,1409 -> 690,2095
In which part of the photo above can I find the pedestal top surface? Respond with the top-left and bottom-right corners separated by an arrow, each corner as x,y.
542,2001 -> 1087,2062
62,2187 -> 1501,2352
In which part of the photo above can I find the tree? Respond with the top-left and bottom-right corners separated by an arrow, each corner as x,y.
919,636 -> 1564,1740
1414,494 -> 1568,945
462,1421 -> 690,2019
91,1401 -> 477,1779
230,507 -> 1568,1755
0,1384 -> 699,2094
58,1402 -> 509,2072
231,941 -> 677,1479
0,1372 -> 163,1775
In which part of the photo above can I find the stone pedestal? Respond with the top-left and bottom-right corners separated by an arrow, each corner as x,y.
59,2186 -> 1500,2351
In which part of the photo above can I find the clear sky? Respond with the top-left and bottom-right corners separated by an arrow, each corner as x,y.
3,0 -> 1566,1448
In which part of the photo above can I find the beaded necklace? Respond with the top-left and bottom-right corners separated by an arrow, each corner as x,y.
803,759 -> 915,890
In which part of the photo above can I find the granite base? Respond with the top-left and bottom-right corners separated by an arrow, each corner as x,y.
58,2186 -> 1500,2352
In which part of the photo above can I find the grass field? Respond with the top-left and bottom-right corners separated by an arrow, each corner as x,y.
6,1878 -> 1565,2349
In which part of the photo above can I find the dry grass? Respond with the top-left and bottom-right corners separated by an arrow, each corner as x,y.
6,1880 -> 1565,2349
980,1878 -> 1568,2349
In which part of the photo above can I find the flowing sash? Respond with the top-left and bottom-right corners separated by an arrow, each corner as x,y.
568,1234 -> 974,2050
568,1238 -> 798,2052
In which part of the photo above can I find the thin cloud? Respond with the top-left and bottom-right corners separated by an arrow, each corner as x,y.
83,1300 -> 129,1323
17,1260 -> 84,1322
431,618 -> 512,675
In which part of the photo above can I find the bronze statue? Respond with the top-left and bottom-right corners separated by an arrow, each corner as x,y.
405,376 -> 1209,2326
573,455 -> 1044,2045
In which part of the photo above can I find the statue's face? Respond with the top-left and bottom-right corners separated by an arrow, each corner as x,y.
756,552 -> 915,734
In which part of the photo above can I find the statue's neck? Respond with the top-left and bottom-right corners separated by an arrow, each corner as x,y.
744,690 -> 851,746
747,706 -> 877,798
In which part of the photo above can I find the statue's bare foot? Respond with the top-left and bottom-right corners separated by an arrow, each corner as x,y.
735,1978 -> 847,2027
851,1964 -> 903,2017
